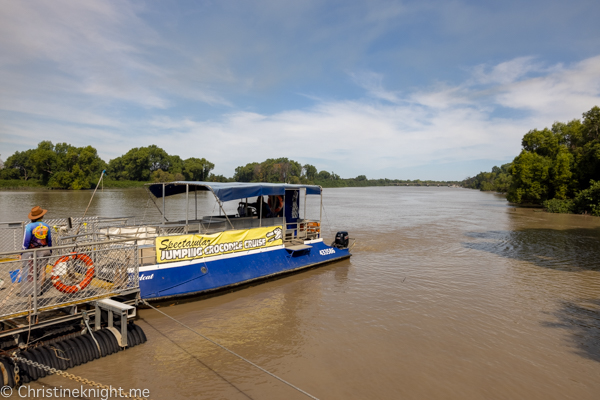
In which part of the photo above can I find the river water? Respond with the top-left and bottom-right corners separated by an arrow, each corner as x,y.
2,187 -> 600,399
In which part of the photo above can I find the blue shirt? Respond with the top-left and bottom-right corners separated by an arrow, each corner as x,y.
22,221 -> 53,250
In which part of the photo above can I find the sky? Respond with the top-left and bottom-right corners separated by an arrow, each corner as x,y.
1,0 -> 600,181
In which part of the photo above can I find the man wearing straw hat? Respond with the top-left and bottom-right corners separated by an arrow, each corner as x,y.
20,206 -> 53,296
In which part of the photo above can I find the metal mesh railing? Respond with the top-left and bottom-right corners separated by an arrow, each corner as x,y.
0,222 -> 24,253
0,239 -> 140,320
157,225 -> 188,236
0,217 -> 148,253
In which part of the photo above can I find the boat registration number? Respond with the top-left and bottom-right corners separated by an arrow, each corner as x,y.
319,248 -> 336,256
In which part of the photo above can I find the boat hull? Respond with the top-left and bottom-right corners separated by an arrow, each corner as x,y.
138,239 -> 350,300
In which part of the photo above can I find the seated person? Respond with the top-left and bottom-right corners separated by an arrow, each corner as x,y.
268,195 -> 284,217
251,196 -> 272,218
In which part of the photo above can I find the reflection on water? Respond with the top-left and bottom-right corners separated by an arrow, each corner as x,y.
463,227 -> 600,271
3,187 -> 600,399
463,223 -> 600,366
544,298 -> 600,363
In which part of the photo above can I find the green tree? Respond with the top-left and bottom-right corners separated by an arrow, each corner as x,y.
183,157 -> 215,181
303,164 -> 317,181
108,145 -> 171,181
4,149 -> 35,180
30,141 -> 57,184
521,128 -> 561,157
233,158 -> 302,183
507,151 -> 552,203
234,162 -> 259,182
317,170 -> 331,180
151,169 -> 184,183
574,180 -> 600,216
47,144 -> 106,189
549,147 -> 573,199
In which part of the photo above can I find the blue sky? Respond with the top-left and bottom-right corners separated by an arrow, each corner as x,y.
1,0 -> 600,180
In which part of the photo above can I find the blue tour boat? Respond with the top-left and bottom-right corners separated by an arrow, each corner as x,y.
137,181 -> 352,300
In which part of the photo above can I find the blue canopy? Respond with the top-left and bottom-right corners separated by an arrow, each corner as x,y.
147,181 -> 322,202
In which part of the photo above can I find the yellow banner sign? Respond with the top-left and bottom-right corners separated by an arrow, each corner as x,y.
155,226 -> 283,264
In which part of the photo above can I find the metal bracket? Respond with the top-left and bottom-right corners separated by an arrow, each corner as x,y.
105,326 -> 125,347
94,299 -> 135,347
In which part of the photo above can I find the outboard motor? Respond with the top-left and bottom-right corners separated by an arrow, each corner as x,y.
332,231 -> 349,249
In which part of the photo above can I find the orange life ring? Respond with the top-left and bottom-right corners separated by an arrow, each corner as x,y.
51,252 -> 95,293
307,222 -> 320,233
268,195 -> 284,214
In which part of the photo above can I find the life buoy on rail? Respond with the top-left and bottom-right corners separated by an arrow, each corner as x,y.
268,195 -> 284,215
51,252 -> 95,293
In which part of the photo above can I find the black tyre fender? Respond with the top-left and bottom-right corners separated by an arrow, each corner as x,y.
0,357 -> 15,388
96,330 -> 114,356
45,344 -> 64,370
72,338 -> 86,366
15,355 -> 31,384
73,336 -> 90,364
80,334 -> 100,360
93,330 -> 109,357
63,338 -> 81,367
38,346 -> 57,370
125,328 -> 135,348
29,348 -> 47,378
53,341 -> 71,370
20,351 -> 39,381
127,324 -> 141,347
103,329 -> 121,352
35,347 -> 54,375
132,324 -> 147,344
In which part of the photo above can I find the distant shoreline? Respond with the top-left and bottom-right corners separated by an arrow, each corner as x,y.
0,179 -> 148,190
0,179 -> 464,191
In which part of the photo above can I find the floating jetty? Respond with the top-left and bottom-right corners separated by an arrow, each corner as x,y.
0,217 -> 147,389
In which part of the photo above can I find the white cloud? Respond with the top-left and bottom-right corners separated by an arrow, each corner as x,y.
2,1 -> 600,180
350,71 -> 401,103
0,0 -> 231,117
493,56 -> 600,120
2,52 -> 600,180
471,57 -> 542,85
132,56 -> 600,179
4,53 -> 599,180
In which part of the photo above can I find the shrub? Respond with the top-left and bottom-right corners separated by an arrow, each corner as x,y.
573,180 -> 600,216
543,198 -> 575,213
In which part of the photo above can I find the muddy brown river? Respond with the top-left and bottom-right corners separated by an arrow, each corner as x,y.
2,187 -> 600,399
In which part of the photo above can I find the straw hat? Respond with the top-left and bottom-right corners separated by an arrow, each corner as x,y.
28,206 -> 48,220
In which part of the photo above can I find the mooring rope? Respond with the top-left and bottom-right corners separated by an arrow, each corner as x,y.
142,300 -> 321,400
82,170 -> 105,221
320,202 -> 335,239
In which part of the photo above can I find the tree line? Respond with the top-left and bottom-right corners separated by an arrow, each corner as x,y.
463,106 -> 600,216
232,158 -> 459,187
0,142 -> 220,189
0,144 -> 461,190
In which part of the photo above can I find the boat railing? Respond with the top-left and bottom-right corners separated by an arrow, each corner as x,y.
0,217 -> 145,253
0,237 -> 141,321
284,219 -> 321,241
0,213 -> 321,263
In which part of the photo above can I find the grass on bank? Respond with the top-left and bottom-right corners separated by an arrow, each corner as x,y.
0,179 -> 44,189
0,179 -> 150,190
101,180 -> 149,188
